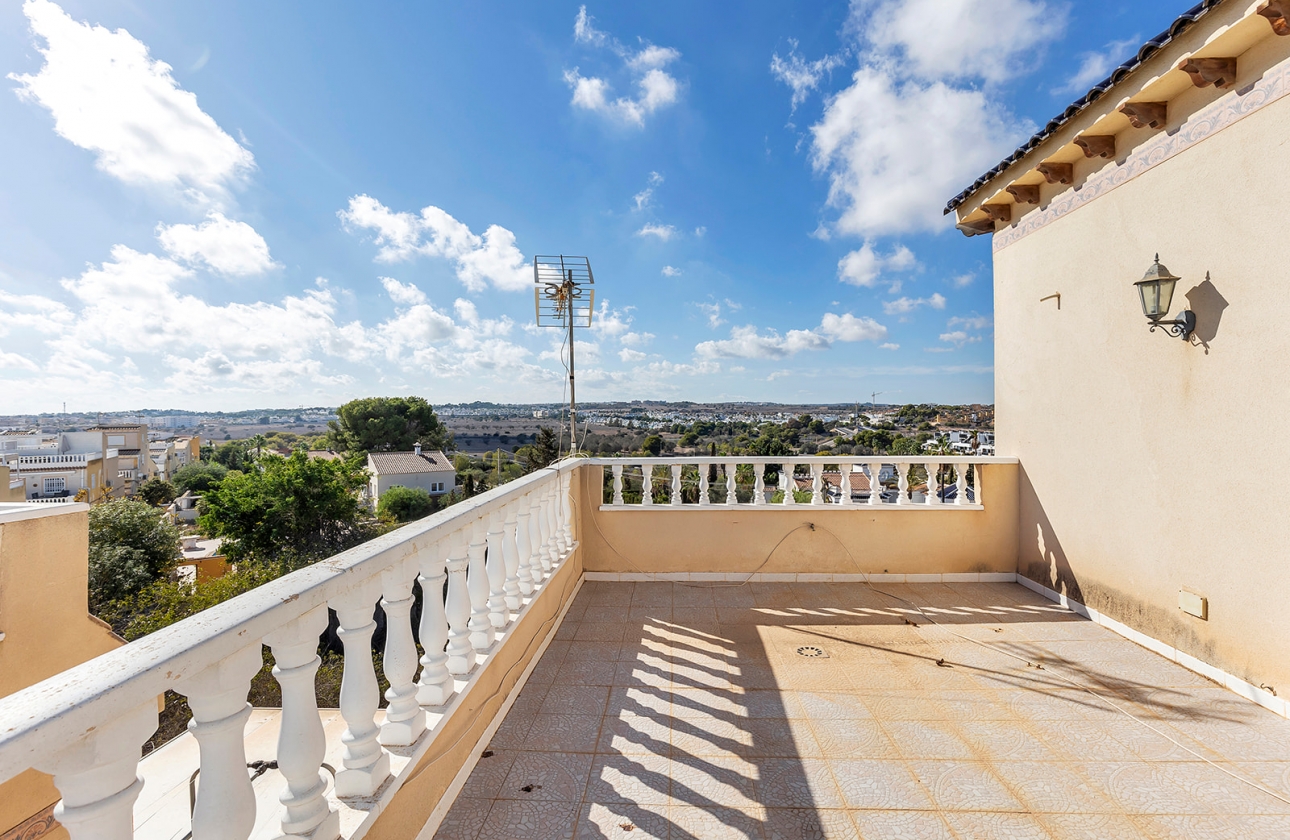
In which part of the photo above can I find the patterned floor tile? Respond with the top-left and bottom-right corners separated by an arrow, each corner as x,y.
1133,814 -> 1290,839
459,749 -> 517,799
942,811 -> 1055,840
811,719 -> 901,759
433,797 -> 492,840
883,720 -> 978,760
992,761 -> 1118,814
541,684 -> 611,717
667,804 -> 767,839
908,760 -> 1024,811
849,809 -> 956,840
668,754 -> 760,811
498,751 -> 593,801
475,798 -> 577,840
596,713 -> 671,756
523,714 -> 604,753
573,802 -> 670,840
1039,813 -> 1149,840
829,759 -> 935,810
585,753 -> 672,805
758,757 -> 845,809
763,808 -> 859,840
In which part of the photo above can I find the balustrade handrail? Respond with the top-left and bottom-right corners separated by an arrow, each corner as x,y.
582,455 -> 1017,465
0,461 -> 575,787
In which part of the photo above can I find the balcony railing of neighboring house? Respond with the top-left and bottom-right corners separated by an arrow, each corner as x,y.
593,455 -> 1006,509
117,469 -> 137,480
24,496 -> 77,504
13,454 -> 93,467
0,465 -> 578,840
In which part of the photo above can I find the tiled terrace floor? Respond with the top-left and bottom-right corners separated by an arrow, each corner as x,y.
434,581 -> 1290,839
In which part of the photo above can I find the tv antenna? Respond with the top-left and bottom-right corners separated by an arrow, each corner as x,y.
534,255 -> 595,454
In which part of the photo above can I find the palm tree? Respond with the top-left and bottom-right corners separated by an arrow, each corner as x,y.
250,434 -> 267,459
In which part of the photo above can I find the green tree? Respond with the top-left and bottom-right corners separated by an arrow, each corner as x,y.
327,396 -> 453,455
199,450 -> 374,573
172,461 -> 229,495
519,426 -> 559,472
377,486 -> 437,522
88,499 -> 181,613
642,435 -> 664,457
137,478 -> 178,506
211,440 -> 253,471
250,434 -> 267,458
889,435 -> 921,456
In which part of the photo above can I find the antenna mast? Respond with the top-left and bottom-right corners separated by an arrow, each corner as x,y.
533,255 -> 595,455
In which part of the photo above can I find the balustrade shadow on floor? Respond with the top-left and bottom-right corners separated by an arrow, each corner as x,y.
432,581 -> 1290,840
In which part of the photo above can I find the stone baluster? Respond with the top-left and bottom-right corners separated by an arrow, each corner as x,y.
467,518 -> 495,652
811,464 -> 824,505
972,463 -> 983,506
753,463 -> 765,505
416,541 -> 454,707
174,644 -> 262,840
527,492 -> 546,584
537,485 -> 556,575
955,464 -> 969,506
670,464 -> 683,505
444,529 -> 475,674
838,464 -> 853,506
264,606 -> 343,837
782,468 -> 796,505
867,462 -> 884,506
612,464 -> 624,505
486,509 -> 509,627
561,470 -> 574,549
502,504 -> 522,610
927,461 -> 942,505
725,462 -> 737,505
515,497 -> 535,596
641,463 -> 653,506
324,589 -> 389,798
698,463 -> 711,506
545,482 -> 562,568
896,462 -> 911,505
380,563 -> 427,746
35,701 -> 158,840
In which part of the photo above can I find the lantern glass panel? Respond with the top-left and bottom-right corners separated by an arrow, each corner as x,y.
1137,278 -> 1175,320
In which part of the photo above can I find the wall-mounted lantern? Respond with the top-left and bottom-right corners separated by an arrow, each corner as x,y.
1134,255 -> 1195,339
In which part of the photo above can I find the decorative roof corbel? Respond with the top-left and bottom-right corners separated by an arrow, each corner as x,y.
1119,101 -> 1168,129
1074,134 -> 1116,159
1177,56 -> 1238,88
1257,1 -> 1289,36
1036,162 -> 1074,185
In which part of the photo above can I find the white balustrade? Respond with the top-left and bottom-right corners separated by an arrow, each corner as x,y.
467,519 -> 495,652
174,644 -> 262,840
33,701 -> 158,840
588,456 -> 1002,510
265,606 -> 341,837
485,510 -> 508,628
327,587 -> 389,797
502,506 -> 522,611
515,498 -> 535,595
379,563 -> 426,747
0,465 -> 572,840
415,542 -> 454,707
444,530 -> 475,674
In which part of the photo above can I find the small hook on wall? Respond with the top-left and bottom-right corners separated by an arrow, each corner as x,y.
1040,292 -> 1061,310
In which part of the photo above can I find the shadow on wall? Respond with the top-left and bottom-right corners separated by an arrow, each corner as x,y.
1186,276 -> 1229,354
1018,463 -> 1084,605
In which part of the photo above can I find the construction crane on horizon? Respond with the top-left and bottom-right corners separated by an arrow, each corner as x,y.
870,391 -> 885,406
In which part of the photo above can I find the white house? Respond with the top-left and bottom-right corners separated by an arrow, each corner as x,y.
366,444 -> 456,506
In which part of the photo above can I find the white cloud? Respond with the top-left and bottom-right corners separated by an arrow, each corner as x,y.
661,265 -> 681,276
854,0 -> 1066,85
619,331 -> 654,347
339,194 -> 530,292
632,171 -> 663,210
1054,37 -> 1139,95
591,300 -> 632,338
157,213 -> 276,276
951,272 -> 975,288
939,329 -> 980,345
770,40 -> 845,112
948,314 -> 991,330
697,302 -> 725,329
636,223 -> 677,241
694,226 -> 707,237
10,0 -> 254,206
565,8 -> 681,127
883,293 -> 946,315
696,311 -> 887,360
880,342 -> 900,350
619,348 -> 647,362
380,277 -> 426,306
810,67 -> 1032,237
819,312 -> 887,342
0,289 -> 74,335
837,242 -> 918,287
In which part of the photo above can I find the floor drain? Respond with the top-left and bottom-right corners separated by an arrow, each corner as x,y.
796,645 -> 828,658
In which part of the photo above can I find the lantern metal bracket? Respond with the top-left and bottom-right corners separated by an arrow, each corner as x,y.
1147,310 -> 1195,339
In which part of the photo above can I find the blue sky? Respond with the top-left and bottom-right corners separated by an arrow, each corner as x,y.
0,0 -> 1174,412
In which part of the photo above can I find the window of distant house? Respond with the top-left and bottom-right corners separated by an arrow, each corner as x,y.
44,477 -> 66,495
108,435 -> 125,446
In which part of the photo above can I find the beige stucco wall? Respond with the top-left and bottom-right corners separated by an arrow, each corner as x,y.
994,71 -> 1290,691
579,464 -> 1019,577
0,508 -> 124,836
